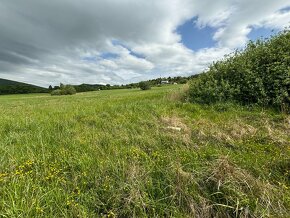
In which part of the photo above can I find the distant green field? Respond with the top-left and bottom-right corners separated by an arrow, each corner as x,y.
0,85 -> 289,217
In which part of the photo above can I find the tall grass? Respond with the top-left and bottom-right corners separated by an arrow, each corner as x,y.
0,86 -> 289,217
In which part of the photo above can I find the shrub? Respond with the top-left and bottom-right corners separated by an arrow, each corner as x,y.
51,89 -> 62,96
61,85 -> 76,95
139,82 -> 151,90
50,85 -> 76,96
188,29 -> 290,110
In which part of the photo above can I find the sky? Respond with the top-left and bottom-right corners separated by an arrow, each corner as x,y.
0,0 -> 289,87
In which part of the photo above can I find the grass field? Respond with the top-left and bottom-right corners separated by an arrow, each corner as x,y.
0,85 -> 289,217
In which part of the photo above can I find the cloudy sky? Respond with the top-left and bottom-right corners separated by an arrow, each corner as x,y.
0,0 -> 289,87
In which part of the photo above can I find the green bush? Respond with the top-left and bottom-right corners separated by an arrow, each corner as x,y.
139,81 -> 151,90
50,85 -> 76,96
188,29 -> 290,110
50,89 -> 62,96
61,85 -> 76,95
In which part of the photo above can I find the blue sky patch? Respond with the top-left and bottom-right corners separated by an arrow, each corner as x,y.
82,52 -> 119,62
248,27 -> 278,41
100,52 -> 119,59
129,50 -> 145,59
280,6 -> 290,13
177,18 -> 217,51
112,39 -> 145,59
82,56 -> 97,62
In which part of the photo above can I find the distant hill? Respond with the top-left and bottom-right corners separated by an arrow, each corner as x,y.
73,83 -> 106,92
0,78 -> 32,86
0,78 -> 48,95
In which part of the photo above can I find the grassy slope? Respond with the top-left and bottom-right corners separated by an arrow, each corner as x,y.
0,86 -> 289,217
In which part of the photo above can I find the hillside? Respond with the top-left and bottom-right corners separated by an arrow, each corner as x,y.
0,86 -> 289,217
0,78 -> 27,86
0,78 -> 48,95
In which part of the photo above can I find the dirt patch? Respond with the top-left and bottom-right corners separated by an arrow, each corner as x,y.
161,116 -> 192,145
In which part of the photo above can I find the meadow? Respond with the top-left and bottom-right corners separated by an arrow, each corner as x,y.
0,85 -> 289,217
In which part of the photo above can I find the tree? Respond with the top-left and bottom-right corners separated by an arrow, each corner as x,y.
50,84 -> 76,96
139,81 -> 151,90
51,89 -> 62,95
61,85 -> 76,95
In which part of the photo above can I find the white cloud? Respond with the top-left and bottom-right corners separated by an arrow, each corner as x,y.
0,0 -> 289,86
206,0 -> 290,47
261,9 -> 290,29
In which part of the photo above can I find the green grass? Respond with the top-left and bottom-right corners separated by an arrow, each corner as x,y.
0,85 -> 289,217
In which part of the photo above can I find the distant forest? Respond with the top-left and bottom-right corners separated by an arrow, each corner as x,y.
0,79 -> 48,95
0,75 -> 196,95
70,75 -> 197,93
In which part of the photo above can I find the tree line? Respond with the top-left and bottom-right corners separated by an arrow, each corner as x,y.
48,75 -> 194,94
0,75 -> 192,95
0,85 -> 48,95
